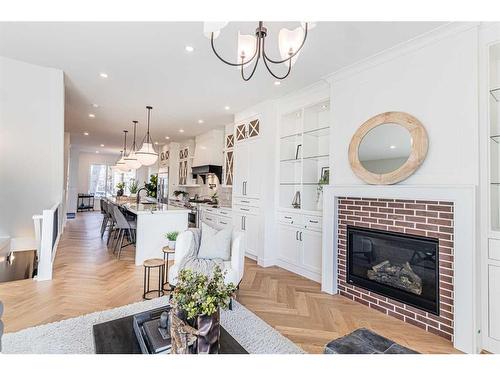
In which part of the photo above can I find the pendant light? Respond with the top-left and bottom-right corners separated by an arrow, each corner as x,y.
115,150 -> 126,169
136,106 -> 158,166
124,120 -> 142,170
117,130 -> 131,172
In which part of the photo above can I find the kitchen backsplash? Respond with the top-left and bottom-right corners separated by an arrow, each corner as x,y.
185,184 -> 232,207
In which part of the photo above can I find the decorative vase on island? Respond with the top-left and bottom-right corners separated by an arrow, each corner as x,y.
169,240 -> 176,250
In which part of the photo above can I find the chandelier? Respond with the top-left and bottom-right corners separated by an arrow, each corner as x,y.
136,106 -> 158,166
124,120 -> 142,170
206,21 -> 310,81
116,130 -> 131,172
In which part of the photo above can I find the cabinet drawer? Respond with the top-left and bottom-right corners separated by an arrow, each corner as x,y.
233,205 -> 259,216
203,207 -> 216,213
304,215 -> 322,231
217,208 -> 232,217
489,238 -> 500,261
233,197 -> 259,207
202,214 -> 217,225
278,211 -> 302,226
217,217 -> 232,228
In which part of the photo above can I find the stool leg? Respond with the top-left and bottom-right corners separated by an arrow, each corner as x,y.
158,266 -> 162,298
143,267 -> 147,299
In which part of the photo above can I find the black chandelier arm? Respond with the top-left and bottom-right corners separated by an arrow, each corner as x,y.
210,32 -> 259,67
240,37 -> 262,81
261,22 -> 308,65
262,51 -> 292,80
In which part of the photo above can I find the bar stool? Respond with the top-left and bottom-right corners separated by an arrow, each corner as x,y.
143,258 -> 165,300
162,246 -> 175,292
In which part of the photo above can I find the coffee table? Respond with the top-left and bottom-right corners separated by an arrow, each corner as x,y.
93,307 -> 248,354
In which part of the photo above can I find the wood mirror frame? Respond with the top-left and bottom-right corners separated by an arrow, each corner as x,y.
348,111 -> 428,185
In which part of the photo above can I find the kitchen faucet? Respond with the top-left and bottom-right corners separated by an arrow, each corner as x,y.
136,187 -> 148,205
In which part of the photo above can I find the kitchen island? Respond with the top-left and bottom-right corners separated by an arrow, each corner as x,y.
107,198 -> 189,265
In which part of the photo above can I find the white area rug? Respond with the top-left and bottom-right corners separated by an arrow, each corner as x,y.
1,298 -> 304,354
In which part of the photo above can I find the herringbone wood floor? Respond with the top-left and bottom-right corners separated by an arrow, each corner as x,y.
0,212 -> 458,353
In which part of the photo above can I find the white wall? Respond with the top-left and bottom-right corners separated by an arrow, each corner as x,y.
0,56 -> 64,245
328,24 -> 479,186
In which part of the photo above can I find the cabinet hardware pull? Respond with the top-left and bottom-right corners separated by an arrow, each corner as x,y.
295,231 -> 298,240
241,208 -> 250,211
299,232 -> 303,241
241,216 -> 244,230
309,220 -> 318,223
241,200 -> 250,203
220,221 -> 227,224
284,216 -> 292,219
243,216 -> 246,230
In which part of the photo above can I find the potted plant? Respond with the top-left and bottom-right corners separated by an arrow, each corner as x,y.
129,179 -> 139,198
170,267 -> 236,354
173,190 -> 189,202
144,174 -> 158,200
165,231 -> 179,249
116,182 -> 125,197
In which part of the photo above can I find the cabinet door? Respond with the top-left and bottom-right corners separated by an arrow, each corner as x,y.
236,123 -> 247,142
224,150 -> 234,186
301,229 -> 322,274
489,265 -> 500,341
202,213 -> 217,226
278,225 -> 300,265
248,119 -> 260,138
233,142 -> 249,197
178,161 -> 184,185
245,214 -> 259,257
245,140 -> 261,199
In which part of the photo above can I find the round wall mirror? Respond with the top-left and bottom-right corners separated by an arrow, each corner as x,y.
358,123 -> 412,174
348,112 -> 428,185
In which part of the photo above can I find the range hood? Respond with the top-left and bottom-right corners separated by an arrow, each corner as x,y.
191,165 -> 222,184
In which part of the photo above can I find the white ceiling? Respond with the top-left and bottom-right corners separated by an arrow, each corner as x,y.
0,21 -> 445,155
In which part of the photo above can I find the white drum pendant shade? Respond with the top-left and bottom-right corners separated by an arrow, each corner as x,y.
124,151 -> 142,170
136,142 -> 157,166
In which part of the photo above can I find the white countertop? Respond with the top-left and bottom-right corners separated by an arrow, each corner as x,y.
107,197 -> 189,215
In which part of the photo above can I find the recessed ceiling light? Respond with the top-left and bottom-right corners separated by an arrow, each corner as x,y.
274,81 -> 281,86
198,119 -> 204,124
154,141 -> 159,145
100,144 -> 104,147
95,151 -> 100,154
390,145 -> 396,149
185,45 -> 194,52
92,103 -> 99,108
88,113 -> 95,118
321,104 -> 327,109
224,106 -> 230,110
99,72 -> 108,78
84,132 -> 89,136
165,136 -> 170,140
179,129 -> 185,133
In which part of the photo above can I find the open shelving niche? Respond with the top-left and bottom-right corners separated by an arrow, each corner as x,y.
279,100 -> 330,212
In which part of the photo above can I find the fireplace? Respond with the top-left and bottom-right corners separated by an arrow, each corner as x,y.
347,225 -> 439,315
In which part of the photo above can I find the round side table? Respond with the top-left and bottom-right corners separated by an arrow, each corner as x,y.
143,258 -> 165,300
162,246 -> 175,292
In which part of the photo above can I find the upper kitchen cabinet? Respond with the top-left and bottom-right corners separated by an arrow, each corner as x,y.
223,128 -> 235,186
233,126 -> 262,199
235,119 -> 261,142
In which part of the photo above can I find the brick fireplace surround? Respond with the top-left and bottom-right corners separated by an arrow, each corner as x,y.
337,197 -> 454,341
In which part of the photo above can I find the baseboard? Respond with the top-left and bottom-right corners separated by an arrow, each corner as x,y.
257,257 -> 276,268
275,259 -> 321,283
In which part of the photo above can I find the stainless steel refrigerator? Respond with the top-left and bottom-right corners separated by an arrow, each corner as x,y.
157,171 -> 169,204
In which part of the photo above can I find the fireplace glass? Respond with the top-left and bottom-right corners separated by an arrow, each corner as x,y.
347,225 -> 439,314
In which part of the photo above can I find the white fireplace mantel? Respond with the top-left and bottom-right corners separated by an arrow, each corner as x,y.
321,184 -> 478,353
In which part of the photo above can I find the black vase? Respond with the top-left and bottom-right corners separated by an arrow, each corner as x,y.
117,189 -> 124,197
196,310 -> 220,354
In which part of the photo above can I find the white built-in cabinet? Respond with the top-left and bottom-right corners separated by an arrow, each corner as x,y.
275,98 -> 330,282
232,117 -> 262,260
482,37 -> 500,353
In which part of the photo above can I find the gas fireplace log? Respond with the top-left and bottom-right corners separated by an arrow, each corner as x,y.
367,261 -> 423,295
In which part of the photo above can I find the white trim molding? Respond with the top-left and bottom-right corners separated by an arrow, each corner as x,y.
322,184 -> 478,353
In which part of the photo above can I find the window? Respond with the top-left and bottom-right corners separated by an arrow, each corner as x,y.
89,164 -> 107,197
89,164 -> 136,197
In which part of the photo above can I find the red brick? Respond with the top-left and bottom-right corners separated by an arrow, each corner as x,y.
405,203 -> 426,210
428,218 -> 453,226
415,223 -> 439,231
394,221 -> 415,228
379,208 -> 394,214
378,219 -> 394,226
427,205 -> 452,212
395,209 -> 414,215
395,307 -> 415,319
405,228 -> 427,237
439,212 -> 454,220
388,202 -> 405,208
415,210 -> 439,218
388,310 -> 405,321
387,226 -> 405,233
361,206 -> 379,212
416,315 -> 439,328
370,212 -> 388,219
370,303 -> 387,314
406,216 -> 427,223
387,214 -> 405,221
370,201 -> 388,207
405,317 -> 426,330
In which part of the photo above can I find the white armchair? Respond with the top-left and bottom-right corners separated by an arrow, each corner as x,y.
168,229 -> 245,287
